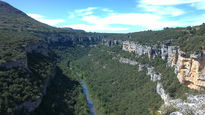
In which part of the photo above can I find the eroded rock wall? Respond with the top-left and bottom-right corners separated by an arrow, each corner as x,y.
120,40 -> 205,90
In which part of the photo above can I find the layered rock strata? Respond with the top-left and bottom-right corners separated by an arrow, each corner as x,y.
118,57 -> 205,115
120,40 -> 205,90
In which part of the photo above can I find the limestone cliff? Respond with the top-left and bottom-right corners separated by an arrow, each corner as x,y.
175,51 -> 205,90
117,56 -> 205,115
120,40 -> 205,90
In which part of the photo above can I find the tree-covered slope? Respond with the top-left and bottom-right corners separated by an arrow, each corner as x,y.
103,25 -> 205,54
1,0 -> 205,115
0,1 -> 91,115
71,46 -> 163,115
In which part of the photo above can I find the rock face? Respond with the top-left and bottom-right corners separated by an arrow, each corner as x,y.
120,40 -> 205,90
116,55 -> 205,115
0,42 -> 49,69
175,52 -> 205,90
119,57 -> 138,65
138,64 -> 145,72
161,45 -> 168,60
122,41 -> 159,59
102,39 -> 122,47
159,90 -> 205,115
167,46 -> 178,67
25,42 -> 49,57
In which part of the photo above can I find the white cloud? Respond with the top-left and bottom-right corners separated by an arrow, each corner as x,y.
69,7 -> 115,18
75,7 -> 97,13
139,5 -> 184,16
74,7 -> 97,16
102,8 -> 113,12
28,13 -> 64,26
139,0 -> 205,10
62,24 -> 129,32
191,0 -> 205,9
81,13 -> 178,30
139,0 -> 200,6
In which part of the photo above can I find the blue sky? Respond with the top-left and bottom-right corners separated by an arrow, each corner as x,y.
3,0 -> 205,33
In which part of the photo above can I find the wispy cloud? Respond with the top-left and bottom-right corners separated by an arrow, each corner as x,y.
28,13 -> 64,26
82,14 -> 178,29
191,0 -> 205,9
139,4 -> 184,16
139,0 -> 205,10
139,0 -> 199,6
69,7 -> 97,18
62,0 -> 205,33
63,24 -> 129,32
63,12 -> 178,32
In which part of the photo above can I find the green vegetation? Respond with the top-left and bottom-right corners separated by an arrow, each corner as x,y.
0,53 -> 55,114
30,44 -> 93,115
113,47 -> 204,99
136,55 -> 203,99
1,1 -> 205,115
104,25 -> 205,54
0,29 -> 40,63
71,45 -> 163,115
31,67 -> 89,115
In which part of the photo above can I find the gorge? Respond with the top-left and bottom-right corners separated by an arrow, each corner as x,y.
1,1 -> 205,115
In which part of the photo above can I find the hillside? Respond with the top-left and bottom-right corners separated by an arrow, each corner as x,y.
0,1 -> 205,115
0,1 -> 95,115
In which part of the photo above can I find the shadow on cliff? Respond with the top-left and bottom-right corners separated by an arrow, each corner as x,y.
31,66 -> 81,115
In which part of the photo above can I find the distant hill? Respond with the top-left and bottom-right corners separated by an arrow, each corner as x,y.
60,27 -> 86,32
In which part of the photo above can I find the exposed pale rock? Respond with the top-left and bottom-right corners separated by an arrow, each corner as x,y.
161,45 -> 168,60
147,67 -> 154,76
102,39 -> 122,47
138,64 -> 145,71
170,111 -> 183,115
151,73 -> 161,82
156,82 -> 171,102
119,57 -> 138,65
175,51 -> 205,90
167,46 -> 178,67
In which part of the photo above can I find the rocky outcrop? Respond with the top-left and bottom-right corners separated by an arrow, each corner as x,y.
46,35 -> 103,44
175,51 -> 205,90
0,42 -> 49,69
102,39 -> 122,47
159,86 -> 205,115
120,40 -> 205,90
161,45 -> 168,60
138,64 -> 145,72
25,42 -> 49,56
122,41 -> 159,58
117,55 -> 205,115
147,66 -> 161,82
119,57 -> 138,65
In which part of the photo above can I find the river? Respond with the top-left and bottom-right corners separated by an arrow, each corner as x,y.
80,81 -> 97,115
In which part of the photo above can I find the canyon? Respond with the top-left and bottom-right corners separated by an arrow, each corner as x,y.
108,40 -> 205,90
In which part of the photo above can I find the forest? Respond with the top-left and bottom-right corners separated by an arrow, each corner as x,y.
0,1 -> 205,115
